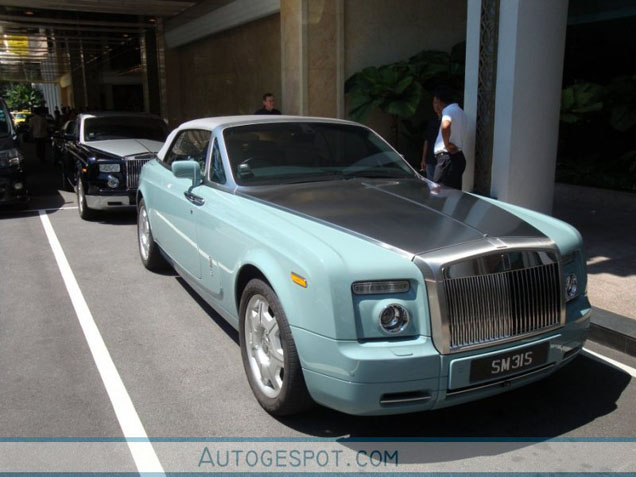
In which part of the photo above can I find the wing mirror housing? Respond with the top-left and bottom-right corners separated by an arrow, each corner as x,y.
172,160 -> 201,187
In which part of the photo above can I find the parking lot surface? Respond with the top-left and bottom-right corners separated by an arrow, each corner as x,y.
1,147 -> 635,473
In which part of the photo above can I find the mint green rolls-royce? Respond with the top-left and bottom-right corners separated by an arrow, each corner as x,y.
136,116 -> 591,416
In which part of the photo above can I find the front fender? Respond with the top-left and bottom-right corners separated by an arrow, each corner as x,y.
235,246 -> 337,338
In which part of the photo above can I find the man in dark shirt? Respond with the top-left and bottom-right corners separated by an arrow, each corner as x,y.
254,93 -> 281,115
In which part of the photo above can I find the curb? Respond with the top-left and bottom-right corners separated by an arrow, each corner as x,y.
588,307 -> 636,357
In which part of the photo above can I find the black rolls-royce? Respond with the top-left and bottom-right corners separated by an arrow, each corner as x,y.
0,98 -> 28,206
57,112 -> 168,219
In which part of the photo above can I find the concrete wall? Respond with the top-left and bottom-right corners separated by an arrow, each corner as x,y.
344,0 -> 467,144
165,13 -> 281,127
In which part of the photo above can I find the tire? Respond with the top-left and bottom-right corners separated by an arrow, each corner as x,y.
137,198 -> 167,271
76,177 -> 96,220
239,279 -> 313,416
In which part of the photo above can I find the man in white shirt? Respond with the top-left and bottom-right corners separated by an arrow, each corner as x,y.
29,107 -> 49,163
432,87 -> 468,189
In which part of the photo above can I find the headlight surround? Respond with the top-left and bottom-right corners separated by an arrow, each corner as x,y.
565,273 -> 578,301
99,163 -> 121,173
379,304 -> 410,334
352,280 -> 410,295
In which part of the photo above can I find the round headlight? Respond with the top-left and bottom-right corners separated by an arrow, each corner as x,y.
13,182 -> 23,190
107,175 -> 119,188
566,273 -> 578,300
379,304 -> 410,334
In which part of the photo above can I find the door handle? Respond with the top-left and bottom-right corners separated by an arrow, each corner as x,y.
184,190 -> 205,206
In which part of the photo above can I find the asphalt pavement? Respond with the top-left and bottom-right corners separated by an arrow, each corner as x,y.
0,141 -> 634,473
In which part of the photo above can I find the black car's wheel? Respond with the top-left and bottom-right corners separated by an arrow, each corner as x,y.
137,198 -> 167,271
76,177 -> 95,220
239,279 -> 313,416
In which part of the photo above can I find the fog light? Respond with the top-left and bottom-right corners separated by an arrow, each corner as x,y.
107,175 -> 119,188
566,273 -> 578,301
379,304 -> 410,334
14,182 -> 23,190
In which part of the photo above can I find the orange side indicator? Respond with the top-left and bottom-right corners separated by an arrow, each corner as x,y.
291,272 -> 307,288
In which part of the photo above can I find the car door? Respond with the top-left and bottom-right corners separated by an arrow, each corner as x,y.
152,129 -> 211,279
188,137 -> 231,300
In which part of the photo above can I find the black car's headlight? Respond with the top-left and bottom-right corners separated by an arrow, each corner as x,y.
0,148 -> 22,167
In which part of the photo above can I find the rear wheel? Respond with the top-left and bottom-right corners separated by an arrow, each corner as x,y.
137,198 -> 167,271
239,279 -> 313,416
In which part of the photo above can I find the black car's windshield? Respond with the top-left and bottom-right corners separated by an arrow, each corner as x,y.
223,122 -> 416,185
83,117 -> 167,142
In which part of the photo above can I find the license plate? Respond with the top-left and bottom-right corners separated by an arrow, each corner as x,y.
469,341 -> 550,383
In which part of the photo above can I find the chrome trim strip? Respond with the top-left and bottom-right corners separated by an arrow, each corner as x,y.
379,394 -> 432,405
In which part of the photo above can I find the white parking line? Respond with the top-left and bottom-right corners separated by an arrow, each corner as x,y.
39,211 -> 165,475
583,348 -> 636,378
0,206 -> 78,214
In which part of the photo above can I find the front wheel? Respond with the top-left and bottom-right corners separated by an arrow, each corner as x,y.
239,279 -> 313,416
76,178 -> 95,220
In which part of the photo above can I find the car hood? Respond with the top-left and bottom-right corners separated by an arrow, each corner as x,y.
83,139 -> 163,158
241,179 -> 548,255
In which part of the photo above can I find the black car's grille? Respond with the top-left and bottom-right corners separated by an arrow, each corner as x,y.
125,157 -> 151,189
444,263 -> 561,350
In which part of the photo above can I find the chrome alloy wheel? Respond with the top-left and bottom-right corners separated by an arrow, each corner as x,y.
244,294 -> 284,398
138,205 -> 151,261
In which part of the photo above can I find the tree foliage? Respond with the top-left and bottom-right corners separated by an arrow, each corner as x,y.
2,83 -> 45,111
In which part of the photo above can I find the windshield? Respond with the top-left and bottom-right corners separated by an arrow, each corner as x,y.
83,117 -> 167,142
223,122 -> 416,186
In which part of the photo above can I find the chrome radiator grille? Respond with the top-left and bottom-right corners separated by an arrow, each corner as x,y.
444,262 -> 561,350
125,157 -> 150,189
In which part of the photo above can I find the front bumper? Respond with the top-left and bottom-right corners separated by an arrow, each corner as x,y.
0,172 -> 29,205
295,296 -> 591,416
85,192 -> 135,210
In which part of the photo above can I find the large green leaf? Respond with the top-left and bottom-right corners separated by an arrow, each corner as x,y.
611,105 -> 636,132
560,82 -> 605,123
383,82 -> 423,119
349,98 -> 383,123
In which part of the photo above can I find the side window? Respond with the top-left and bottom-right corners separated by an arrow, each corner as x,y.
210,139 -> 226,184
65,121 -> 77,136
163,129 -> 211,173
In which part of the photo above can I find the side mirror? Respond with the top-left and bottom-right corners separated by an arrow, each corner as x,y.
63,133 -> 77,141
171,160 -> 201,187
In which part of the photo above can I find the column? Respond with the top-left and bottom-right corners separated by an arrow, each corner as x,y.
280,0 -> 344,117
490,0 -> 569,213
